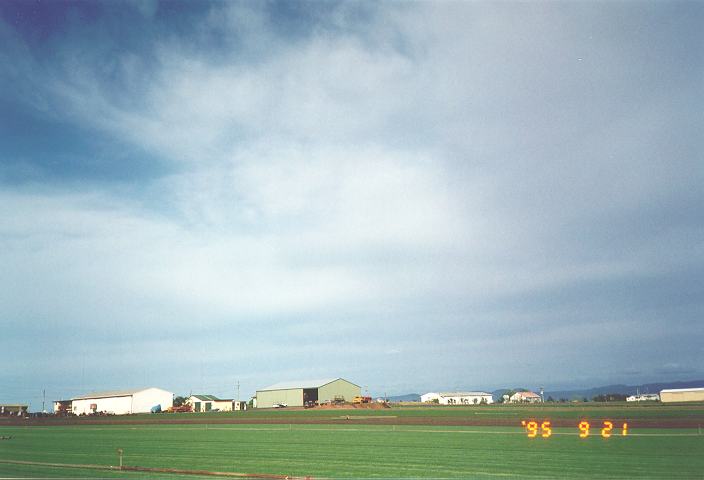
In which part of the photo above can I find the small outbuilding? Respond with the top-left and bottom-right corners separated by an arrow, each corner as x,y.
256,378 -> 361,408
70,387 -> 173,415
188,395 -> 233,412
626,393 -> 660,402
660,387 -> 704,403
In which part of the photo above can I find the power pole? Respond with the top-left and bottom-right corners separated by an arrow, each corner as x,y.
42,389 -> 46,413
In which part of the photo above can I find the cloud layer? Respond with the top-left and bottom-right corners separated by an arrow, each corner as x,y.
1,1 -> 702,406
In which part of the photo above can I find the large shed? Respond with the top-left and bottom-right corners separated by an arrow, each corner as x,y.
70,387 -> 173,415
660,387 -> 704,403
256,378 -> 361,408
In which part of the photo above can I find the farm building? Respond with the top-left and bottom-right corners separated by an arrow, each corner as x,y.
256,378 -> 361,408
53,400 -> 73,415
660,387 -> 704,403
509,391 -> 542,403
188,395 -> 233,412
421,392 -> 493,405
0,404 -> 28,416
70,387 -> 173,415
626,393 -> 660,402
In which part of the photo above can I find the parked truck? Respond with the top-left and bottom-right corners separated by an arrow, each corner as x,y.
353,396 -> 372,404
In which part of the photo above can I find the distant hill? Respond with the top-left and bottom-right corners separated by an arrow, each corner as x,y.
544,380 -> 704,401
491,389 -> 510,402
386,393 -> 421,402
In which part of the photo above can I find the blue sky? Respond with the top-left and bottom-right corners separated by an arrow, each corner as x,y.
1,0 -> 703,409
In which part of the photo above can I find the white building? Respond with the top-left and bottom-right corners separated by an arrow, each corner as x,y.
188,395 -> 233,412
660,388 -> 704,403
509,391 -> 542,403
626,393 -> 660,402
71,388 -> 173,415
421,392 -> 493,405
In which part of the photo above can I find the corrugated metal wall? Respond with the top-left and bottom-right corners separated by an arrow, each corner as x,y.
256,388 -> 303,408
661,390 -> 704,402
318,379 -> 361,404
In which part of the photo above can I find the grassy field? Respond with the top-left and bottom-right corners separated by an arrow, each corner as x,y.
1,404 -> 703,478
12,401 -> 703,424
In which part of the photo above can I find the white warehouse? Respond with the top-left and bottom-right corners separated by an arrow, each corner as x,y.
70,388 -> 173,415
421,392 -> 494,405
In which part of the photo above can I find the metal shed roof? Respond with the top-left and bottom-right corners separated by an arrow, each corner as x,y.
438,392 -> 492,397
72,387 -> 168,400
191,394 -> 232,402
259,378 -> 359,391
660,387 -> 704,393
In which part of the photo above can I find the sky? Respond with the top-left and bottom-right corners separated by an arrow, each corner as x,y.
1,0 -> 703,409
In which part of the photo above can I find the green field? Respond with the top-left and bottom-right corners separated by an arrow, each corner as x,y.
1,404 -> 703,478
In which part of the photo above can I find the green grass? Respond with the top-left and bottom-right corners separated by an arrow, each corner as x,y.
1,423 -> 703,478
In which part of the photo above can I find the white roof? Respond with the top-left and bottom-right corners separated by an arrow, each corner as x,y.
259,378 -> 358,391
512,391 -> 540,397
73,387 -> 169,400
438,392 -> 492,397
660,387 -> 704,393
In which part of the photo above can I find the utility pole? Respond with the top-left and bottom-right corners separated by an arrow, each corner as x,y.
236,381 -> 240,410
42,389 -> 46,413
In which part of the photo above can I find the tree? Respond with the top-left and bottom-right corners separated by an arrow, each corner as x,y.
592,393 -> 627,402
173,396 -> 188,407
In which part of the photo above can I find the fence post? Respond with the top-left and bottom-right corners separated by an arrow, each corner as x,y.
117,448 -> 123,469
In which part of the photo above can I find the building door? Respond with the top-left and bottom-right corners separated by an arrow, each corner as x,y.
303,388 -> 318,405
194,401 -> 201,412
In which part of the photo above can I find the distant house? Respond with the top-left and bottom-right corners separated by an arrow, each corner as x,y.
188,395 -> 233,412
660,387 -> 704,403
626,393 -> 660,402
421,392 -> 493,405
509,391 -> 542,403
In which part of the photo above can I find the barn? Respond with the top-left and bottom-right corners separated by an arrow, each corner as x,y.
660,387 -> 704,403
256,378 -> 361,408
70,387 -> 173,415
